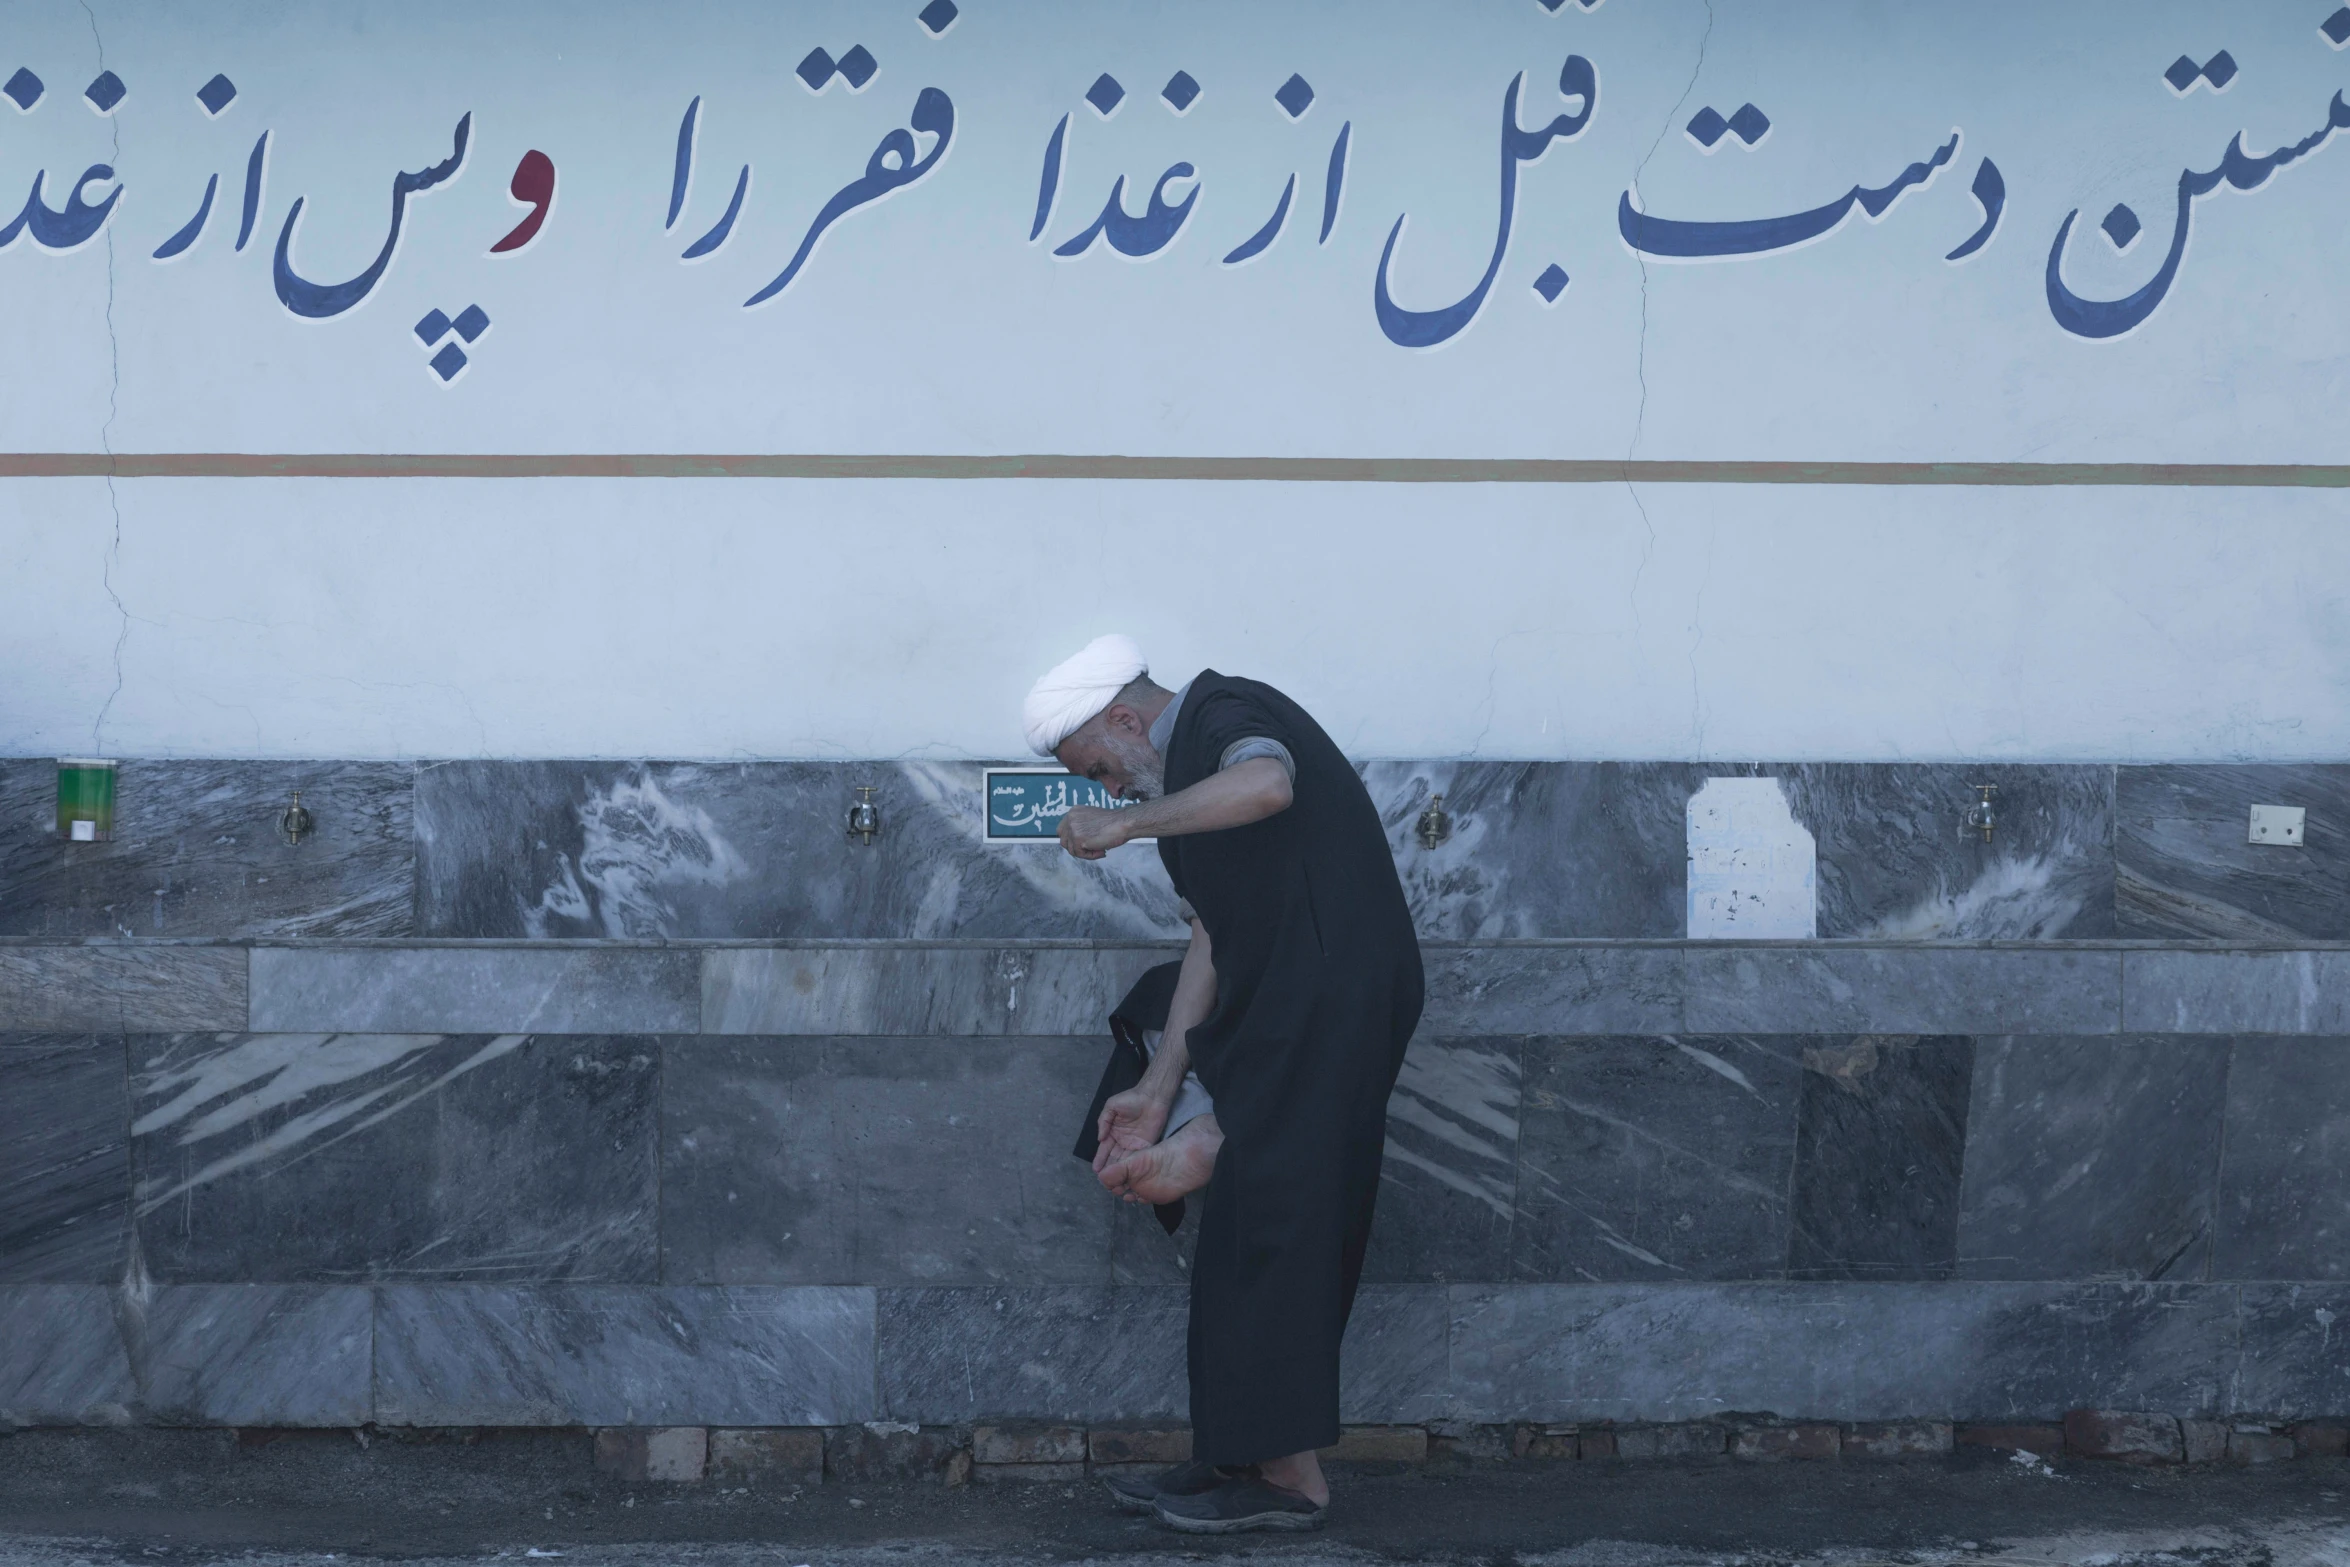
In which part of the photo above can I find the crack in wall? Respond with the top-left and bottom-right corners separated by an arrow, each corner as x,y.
1624,1 -> 1714,755
81,0 -> 129,756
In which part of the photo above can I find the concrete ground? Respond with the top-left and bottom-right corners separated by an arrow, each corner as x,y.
0,1431 -> 2343,1567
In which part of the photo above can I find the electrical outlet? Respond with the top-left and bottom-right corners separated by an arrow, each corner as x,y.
2249,804 -> 2306,847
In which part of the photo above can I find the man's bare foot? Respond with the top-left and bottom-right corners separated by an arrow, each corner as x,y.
1100,1114 -> 1222,1204
1260,1449 -> 1329,1507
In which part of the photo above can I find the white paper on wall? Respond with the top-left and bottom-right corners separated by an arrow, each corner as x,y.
1686,777 -> 1817,940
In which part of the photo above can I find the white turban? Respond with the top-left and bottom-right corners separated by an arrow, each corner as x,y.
1023,633 -> 1147,755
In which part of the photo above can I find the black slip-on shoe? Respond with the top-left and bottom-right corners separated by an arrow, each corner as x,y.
1102,1458 -> 1229,1514
1152,1474 -> 1327,1534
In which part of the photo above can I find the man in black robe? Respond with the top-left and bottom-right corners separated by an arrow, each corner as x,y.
1021,636 -> 1423,1533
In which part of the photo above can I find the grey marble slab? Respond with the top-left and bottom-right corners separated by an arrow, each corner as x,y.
1962,1282 -> 2244,1420
1511,1036 -> 1801,1282
415,760 -> 1186,941
875,1286 -> 1190,1424
2123,949 -> 2350,1034
0,1036 -> 128,1282
0,1284 -> 133,1425
1362,1038 -> 1523,1284
1956,1037 -> 2229,1281
1338,1284 -> 1452,1424
0,760 -> 414,940
1447,1281 -> 2248,1423
1416,945 -> 1689,1034
0,1283 -> 370,1426
2117,765 -> 2350,939
248,946 -> 697,1033
372,1284 -> 874,1426
1788,1036 -> 1974,1282
131,1033 -> 658,1283
1684,948 -> 2121,1034
0,946 -> 246,1032
701,944 -> 1172,1036
873,1284 -> 1440,1425
2213,1038 -> 2350,1280
1362,763 -> 1703,939
661,1036 -> 1111,1285
132,1283 -> 373,1425
1447,1282 -> 1995,1422
2234,1282 -> 2350,1417
1776,765 -> 2115,940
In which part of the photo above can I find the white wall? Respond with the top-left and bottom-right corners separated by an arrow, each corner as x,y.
3,1 -> 2348,760
6,477 -> 2346,761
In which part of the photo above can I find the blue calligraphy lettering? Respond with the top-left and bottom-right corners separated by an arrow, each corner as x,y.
0,165 -> 124,252
1222,173 -> 1294,264
272,113 -> 471,319
1375,56 -> 1595,348
745,86 -> 954,306
1944,156 -> 2004,262
682,164 -> 748,259
1320,120 -> 1350,242
236,131 -> 267,251
1618,129 -> 1958,259
1054,162 -> 1199,258
668,96 -> 699,230
1030,112 -> 1067,241
2046,91 -> 2350,340
152,173 -> 217,260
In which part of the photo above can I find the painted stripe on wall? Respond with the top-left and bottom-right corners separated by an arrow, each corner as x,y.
5,455 -> 2350,485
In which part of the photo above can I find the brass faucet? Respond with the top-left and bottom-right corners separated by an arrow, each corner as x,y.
1964,783 -> 1998,845
1416,793 -> 1452,850
846,785 -> 881,846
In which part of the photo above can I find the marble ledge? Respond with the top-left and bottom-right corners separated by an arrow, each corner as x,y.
4,938 -> 2350,1037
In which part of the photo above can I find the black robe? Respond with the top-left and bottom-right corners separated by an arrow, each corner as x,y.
1154,671 -> 1424,1465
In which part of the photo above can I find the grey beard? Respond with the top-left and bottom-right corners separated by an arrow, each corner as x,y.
1100,731 -> 1165,802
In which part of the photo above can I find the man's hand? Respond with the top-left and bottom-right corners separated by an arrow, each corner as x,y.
1092,1085 -> 1171,1173
1059,805 -> 1130,860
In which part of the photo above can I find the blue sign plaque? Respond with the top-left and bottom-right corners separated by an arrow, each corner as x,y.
984,768 -> 1134,842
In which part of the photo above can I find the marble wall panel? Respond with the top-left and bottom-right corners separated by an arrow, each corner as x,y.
414,760 -> 1186,941
1961,1283 -> 2244,1420
2117,765 -> 2350,939
1787,1036 -> 1974,1282
2233,1282 -> 2350,1417
700,944 -> 1173,1036
2213,1037 -> 2350,1280
0,1283 -> 371,1427
373,1284 -> 874,1426
1338,1284 -> 1452,1424
0,945 -> 246,1033
0,1284 -> 134,1425
875,1285 -> 1190,1424
1361,1038 -> 1523,1284
1510,1036 -> 1801,1282
1415,944 -> 1689,1034
247,945 -> 698,1033
1683,947 -> 2121,1035
661,1036 -> 1112,1285
1776,765 -> 2115,940
0,760 -> 414,939
410,758 -> 2116,942
132,1284 -> 373,1426
0,1035 -> 128,1282
1956,1037 -> 2229,1281
2123,950 -> 2350,1034
130,1033 -> 658,1283
1447,1282 -> 1995,1422
1361,763 -> 1703,939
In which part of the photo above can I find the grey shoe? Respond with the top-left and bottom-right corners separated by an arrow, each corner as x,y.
1102,1458 -> 1228,1514
1153,1473 -> 1327,1534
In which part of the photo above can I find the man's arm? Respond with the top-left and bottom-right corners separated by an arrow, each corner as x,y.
1059,757 -> 1292,860
1092,916 -> 1216,1172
